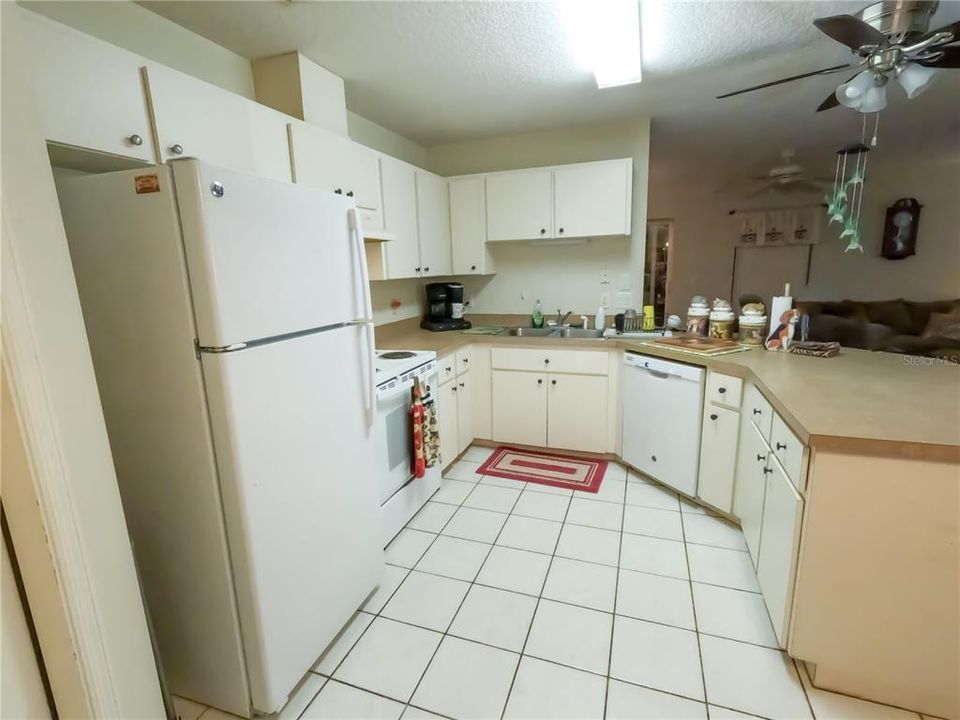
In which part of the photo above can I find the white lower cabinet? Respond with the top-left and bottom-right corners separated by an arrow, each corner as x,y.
438,380 -> 459,468
491,370 -> 548,447
757,456 -> 804,647
697,405 -> 740,512
547,374 -> 607,453
733,421 -> 770,565
471,346 -> 493,440
456,377 -> 473,453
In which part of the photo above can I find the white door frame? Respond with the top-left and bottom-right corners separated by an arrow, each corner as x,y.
1,4 -> 164,717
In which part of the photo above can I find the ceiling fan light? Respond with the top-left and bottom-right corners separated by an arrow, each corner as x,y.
897,62 -> 938,98
859,83 -> 888,113
836,70 -> 876,108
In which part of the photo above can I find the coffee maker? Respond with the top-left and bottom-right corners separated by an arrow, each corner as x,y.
420,282 -> 472,332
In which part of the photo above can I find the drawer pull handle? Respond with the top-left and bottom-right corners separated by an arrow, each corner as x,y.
551,379 -> 557,386
752,408 -> 762,416
710,413 -> 718,420
718,387 -> 726,394
537,378 -> 543,385
776,442 -> 787,450
169,143 -> 184,155
544,358 -> 550,364
128,134 -> 143,146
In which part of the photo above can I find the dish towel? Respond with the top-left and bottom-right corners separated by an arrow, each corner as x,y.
422,395 -> 440,468
411,379 -> 426,478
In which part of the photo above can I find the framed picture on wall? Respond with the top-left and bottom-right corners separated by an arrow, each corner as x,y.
881,198 -> 921,260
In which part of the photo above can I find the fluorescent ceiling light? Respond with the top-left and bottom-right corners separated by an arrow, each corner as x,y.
561,0 -> 642,88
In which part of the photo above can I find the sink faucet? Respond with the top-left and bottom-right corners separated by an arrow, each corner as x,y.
556,309 -> 572,327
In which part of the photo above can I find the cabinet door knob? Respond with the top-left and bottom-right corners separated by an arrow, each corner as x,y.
415,267 -> 421,273
459,382 -> 464,388
776,442 -> 787,450
463,359 -> 469,364
452,386 -> 457,393
424,266 -> 430,273
537,378 -> 543,385
718,387 -> 726,394
752,408 -> 762,416
551,379 -> 557,386
544,358 -> 550,364
334,188 -> 343,194
651,454 -> 657,462
169,143 -> 184,155
445,366 -> 452,372
756,454 -> 765,462
710,413 -> 718,420
558,227 -> 564,234
346,190 -> 354,197
763,467 -> 773,474
540,228 -> 546,234
128,134 -> 143,146
471,265 -> 477,271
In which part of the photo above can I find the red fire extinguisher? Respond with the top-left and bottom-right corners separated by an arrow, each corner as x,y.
411,378 -> 426,478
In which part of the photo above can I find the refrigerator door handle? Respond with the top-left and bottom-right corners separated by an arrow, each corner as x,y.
348,208 -> 374,323
362,321 -> 376,428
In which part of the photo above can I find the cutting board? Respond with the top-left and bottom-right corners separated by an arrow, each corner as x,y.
651,336 -> 744,355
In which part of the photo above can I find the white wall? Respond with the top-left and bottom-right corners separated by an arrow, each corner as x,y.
649,135 -> 960,317
348,111 -> 429,168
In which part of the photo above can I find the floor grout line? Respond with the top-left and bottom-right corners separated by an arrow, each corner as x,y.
679,495 -> 711,718
497,486 -> 575,720
602,469 -> 629,718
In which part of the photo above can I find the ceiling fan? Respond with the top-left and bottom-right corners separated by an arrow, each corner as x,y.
744,151 -> 831,197
717,1 -> 960,113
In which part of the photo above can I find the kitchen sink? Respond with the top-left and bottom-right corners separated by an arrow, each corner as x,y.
507,327 -> 558,337
558,328 -> 605,339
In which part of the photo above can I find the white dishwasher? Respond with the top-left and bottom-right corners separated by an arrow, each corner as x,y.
621,353 -> 705,496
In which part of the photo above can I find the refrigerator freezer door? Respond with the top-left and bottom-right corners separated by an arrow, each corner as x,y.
200,324 -> 383,713
172,160 -> 371,348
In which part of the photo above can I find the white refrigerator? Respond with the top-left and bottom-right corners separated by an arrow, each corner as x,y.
58,160 -> 384,716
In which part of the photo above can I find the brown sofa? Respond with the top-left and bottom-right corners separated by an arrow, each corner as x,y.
794,298 -> 960,363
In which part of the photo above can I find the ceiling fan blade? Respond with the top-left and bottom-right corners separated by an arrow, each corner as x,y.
813,14 -> 890,51
923,19 -> 960,45
816,92 -> 841,112
917,46 -> 960,68
784,180 -> 827,195
716,64 -> 852,99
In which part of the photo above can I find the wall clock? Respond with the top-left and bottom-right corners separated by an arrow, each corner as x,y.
881,198 -> 922,260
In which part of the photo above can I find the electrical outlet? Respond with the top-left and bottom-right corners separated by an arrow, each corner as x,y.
600,292 -> 610,308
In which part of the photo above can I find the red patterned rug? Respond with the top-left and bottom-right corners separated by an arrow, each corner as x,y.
476,447 -> 607,494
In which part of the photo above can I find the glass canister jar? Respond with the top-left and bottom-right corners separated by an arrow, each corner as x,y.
738,314 -> 768,345
686,307 -> 709,336
709,309 -> 736,339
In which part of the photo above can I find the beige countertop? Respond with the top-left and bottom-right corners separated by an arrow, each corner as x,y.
376,317 -> 960,458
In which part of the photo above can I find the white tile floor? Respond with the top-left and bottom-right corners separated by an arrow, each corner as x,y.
175,448 -> 926,720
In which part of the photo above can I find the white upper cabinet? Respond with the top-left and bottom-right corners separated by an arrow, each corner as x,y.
485,160 -> 632,242
144,65 -> 292,182
554,159 -> 632,238
288,121 -> 382,225
486,169 -> 553,241
449,177 -> 494,275
22,12 -> 155,163
415,170 -> 452,277
379,156 -> 421,279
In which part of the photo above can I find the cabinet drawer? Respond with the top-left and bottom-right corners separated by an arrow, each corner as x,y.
438,354 -> 457,386
491,347 -> 608,376
697,405 -> 740,513
706,371 -> 742,408
456,347 -> 472,376
771,413 -> 806,492
744,383 -> 773,441
757,457 -> 804,648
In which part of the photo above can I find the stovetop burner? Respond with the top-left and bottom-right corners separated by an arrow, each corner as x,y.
379,351 -> 417,360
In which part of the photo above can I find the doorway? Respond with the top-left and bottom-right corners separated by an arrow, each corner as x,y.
644,220 -> 673,326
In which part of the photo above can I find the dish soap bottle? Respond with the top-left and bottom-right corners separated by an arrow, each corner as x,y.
595,306 -> 606,332
532,299 -> 544,328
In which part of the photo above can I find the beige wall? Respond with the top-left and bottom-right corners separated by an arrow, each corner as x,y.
649,137 -> 960,318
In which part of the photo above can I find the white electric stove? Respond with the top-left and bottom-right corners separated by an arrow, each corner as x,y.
373,349 -> 441,544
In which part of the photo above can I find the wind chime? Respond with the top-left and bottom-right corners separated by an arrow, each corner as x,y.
825,114 -> 880,252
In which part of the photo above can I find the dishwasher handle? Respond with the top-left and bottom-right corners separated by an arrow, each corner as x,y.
624,352 -> 704,382
644,367 -> 672,380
